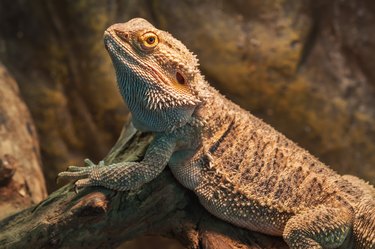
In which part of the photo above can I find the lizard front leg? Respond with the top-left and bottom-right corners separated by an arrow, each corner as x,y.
57,134 -> 177,191
168,148 -> 207,191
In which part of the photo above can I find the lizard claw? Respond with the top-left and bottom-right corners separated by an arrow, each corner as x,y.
57,158 -> 106,191
55,175 -> 60,184
73,179 -> 93,193
74,183 -> 79,194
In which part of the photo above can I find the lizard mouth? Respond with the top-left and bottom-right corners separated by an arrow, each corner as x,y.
104,30 -> 177,91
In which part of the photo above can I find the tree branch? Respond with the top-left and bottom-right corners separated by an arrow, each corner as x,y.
0,123 -> 287,249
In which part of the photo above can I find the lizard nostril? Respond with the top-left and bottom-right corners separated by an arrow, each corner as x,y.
115,30 -> 129,41
176,72 -> 185,85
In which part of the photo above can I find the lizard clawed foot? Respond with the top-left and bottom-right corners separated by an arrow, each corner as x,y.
57,158 -> 106,191
73,179 -> 93,193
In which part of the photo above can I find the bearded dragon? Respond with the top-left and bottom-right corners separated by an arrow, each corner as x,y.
58,18 -> 375,249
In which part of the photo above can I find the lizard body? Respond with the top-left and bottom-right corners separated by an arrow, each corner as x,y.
58,18 -> 375,249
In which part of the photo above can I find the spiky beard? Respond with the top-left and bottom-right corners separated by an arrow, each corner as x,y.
144,83 -> 201,111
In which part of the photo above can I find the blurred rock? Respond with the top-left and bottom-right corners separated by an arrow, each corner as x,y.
0,63 -> 46,219
0,1 -> 131,191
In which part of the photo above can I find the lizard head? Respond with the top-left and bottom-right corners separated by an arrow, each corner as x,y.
104,18 -> 202,132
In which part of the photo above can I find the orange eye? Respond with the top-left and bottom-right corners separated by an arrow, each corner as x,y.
146,36 -> 156,44
141,32 -> 159,49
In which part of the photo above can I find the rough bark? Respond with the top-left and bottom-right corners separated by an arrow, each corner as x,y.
0,123 -> 287,249
0,63 -> 47,220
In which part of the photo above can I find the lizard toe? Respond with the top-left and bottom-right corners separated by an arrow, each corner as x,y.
67,165 -> 90,172
57,170 -> 90,181
74,178 -> 94,192
84,158 -> 97,167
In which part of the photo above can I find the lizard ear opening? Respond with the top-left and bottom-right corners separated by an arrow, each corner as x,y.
176,72 -> 185,85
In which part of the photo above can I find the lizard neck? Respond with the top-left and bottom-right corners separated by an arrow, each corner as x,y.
190,77 -> 241,135
114,62 -> 199,133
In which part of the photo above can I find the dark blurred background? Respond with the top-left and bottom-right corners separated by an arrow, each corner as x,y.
0,0 -> 374,248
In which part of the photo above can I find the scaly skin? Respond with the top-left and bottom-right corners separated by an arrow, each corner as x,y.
58,18 -> 375,249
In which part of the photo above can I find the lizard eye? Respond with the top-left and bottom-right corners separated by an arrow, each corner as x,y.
140,32 -> 159,49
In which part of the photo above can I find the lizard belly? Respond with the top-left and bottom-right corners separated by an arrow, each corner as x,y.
169,145 -> 291,235
194,181 -> 292,236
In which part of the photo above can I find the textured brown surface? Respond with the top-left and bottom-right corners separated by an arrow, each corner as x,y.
0,64 -> 47,220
